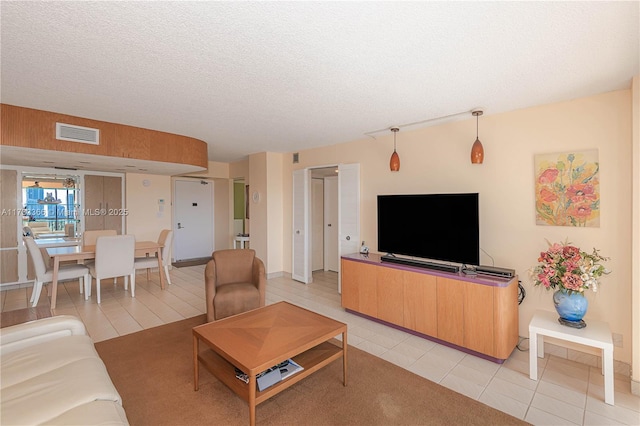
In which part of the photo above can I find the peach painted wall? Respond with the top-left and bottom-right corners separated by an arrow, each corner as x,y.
244,152 -> 285,276
230,159 -> 249,181
249,153 -> 267,264
126,167 -> 233,254
266,152 -> 284,276
125,173 -> 172,243
281,89 -> 633,363
182,160 -> 229,179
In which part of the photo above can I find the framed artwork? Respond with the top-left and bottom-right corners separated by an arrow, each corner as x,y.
534,149 -> 600,227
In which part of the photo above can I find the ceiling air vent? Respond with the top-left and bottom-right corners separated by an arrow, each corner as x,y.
56,123 -> 100,145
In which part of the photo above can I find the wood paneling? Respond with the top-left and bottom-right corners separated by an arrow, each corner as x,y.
377,267 -> 404,325
84,175 -> 123,233
464,281 -> 494,355
1,249 -> 18,283
340,258 -> 359,311
436,277 -> 465,346
112,125 -> 150,159
340,259 -> 377,317
150,131 -> 208,168
341,255 -> 519,361
0,169 -> 18,248
403,271 -> 438,336
494,278 -> 520,359
1,104 -> 207,168
103,176 -> 123,232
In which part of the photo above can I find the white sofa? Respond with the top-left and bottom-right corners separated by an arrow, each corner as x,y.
0,315 -> 129,425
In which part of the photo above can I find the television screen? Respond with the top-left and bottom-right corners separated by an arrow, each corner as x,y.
377,193 -> 479,266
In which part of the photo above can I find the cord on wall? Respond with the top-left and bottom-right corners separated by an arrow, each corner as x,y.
518,280 -> 525,305
480,247 -> 495,266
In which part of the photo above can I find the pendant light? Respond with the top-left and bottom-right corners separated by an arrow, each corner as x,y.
389,127 -> 400,172
471,110 -> 484,164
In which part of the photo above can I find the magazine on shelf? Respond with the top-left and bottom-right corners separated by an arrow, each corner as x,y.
234,367 -> 249,384
279,358 -> 304,380
234,359 -> 304,390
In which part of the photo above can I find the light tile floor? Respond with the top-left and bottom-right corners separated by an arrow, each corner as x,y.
2,267 -> 639,425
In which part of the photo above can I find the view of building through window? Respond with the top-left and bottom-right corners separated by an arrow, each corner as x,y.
22,176 -> 79,232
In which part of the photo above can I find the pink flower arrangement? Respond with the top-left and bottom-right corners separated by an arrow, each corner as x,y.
531,240 -> 610,294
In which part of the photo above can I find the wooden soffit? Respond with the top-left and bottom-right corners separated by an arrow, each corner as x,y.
0,104 -> 208,175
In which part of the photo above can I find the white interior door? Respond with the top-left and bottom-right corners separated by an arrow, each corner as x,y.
338,163 -> 360,293
292,169 -> 311,283
324,176 -> 339,272
173,178 -> 214,261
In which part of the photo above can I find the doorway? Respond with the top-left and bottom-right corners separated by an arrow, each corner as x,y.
233,179 -> 247,236
292,164 -> 360,291
310,168 -> 339,272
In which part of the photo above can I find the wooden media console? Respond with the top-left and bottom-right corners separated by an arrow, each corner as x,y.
341,253 -> 519,362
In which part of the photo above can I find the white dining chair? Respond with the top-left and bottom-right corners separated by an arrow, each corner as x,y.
87,235 -> 135,304
82,229 -> 117,246
134,229 -> 173,285
23,237 -> 90,307
82,229 -> 117,282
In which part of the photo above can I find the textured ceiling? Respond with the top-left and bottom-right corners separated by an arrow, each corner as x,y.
1,1 -> 638,166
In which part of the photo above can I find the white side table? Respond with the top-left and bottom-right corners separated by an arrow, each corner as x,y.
529,309 -> 614,405
234,236 -> 250,249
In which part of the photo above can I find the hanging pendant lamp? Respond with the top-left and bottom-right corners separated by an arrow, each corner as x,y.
390,127 -> 400,172
471,110 -> 484,164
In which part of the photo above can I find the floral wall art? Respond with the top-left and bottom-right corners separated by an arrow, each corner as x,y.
534,149 -> 600,227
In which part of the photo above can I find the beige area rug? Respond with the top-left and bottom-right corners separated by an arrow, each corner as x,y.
95,314 -> 528,425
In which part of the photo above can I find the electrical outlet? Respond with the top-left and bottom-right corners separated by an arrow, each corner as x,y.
612,333 -> 623,348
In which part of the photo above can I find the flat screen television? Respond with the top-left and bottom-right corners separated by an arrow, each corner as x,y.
377,193 -> 479,266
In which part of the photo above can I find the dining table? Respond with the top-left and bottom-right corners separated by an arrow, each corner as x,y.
46,240 -> 165,310
34,237 -> 81,248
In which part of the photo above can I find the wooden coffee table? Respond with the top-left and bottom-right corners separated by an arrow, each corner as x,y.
193,301 -> 347,425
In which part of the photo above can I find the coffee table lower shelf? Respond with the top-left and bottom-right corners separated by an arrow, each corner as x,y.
197,340 -> 344,404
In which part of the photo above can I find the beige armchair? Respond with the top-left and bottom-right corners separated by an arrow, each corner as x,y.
205,249 -> 266,322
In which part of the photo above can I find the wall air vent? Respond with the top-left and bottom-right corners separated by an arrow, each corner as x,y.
56,123 -> 100,145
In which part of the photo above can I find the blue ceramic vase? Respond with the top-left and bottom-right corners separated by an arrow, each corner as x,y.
553,289 -> 588,325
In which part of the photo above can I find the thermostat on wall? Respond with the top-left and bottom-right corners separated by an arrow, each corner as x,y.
252,191 -> 260,203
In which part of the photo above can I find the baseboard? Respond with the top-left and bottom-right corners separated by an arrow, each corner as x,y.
266,271 -> 285,279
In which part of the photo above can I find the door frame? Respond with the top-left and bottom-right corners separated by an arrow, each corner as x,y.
292,163 -> 360,291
